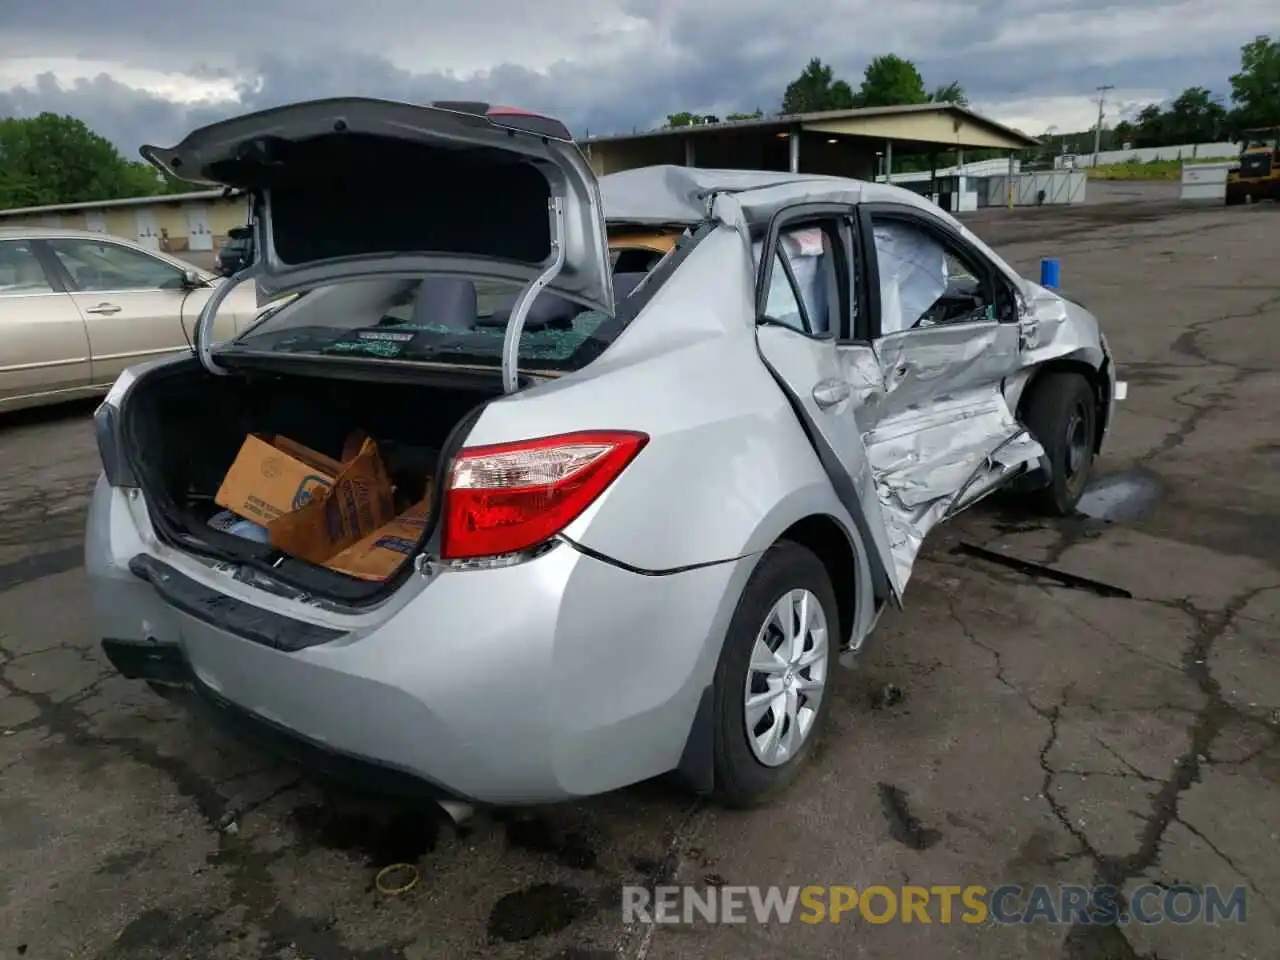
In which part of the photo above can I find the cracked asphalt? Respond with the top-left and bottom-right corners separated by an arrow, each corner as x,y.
1,198 -> 1277,960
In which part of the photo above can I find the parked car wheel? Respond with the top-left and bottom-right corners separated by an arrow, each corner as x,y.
712,541 -> 836,808
1022,371 -> 1097,516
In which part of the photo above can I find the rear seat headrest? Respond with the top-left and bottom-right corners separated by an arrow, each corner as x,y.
411,278 -> 477,330
481,270 -> 650,328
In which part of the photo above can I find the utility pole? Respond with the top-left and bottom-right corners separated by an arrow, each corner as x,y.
1093,85 -> 1114,167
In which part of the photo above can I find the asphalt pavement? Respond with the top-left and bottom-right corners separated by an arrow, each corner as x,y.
1,196 -> 1277,960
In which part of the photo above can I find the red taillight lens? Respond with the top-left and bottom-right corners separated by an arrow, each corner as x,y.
440,430 -> 649,560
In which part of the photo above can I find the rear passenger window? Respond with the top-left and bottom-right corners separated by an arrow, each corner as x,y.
752,221 -> 844,336
760,251 -> 806,331
0,240 -> 54,295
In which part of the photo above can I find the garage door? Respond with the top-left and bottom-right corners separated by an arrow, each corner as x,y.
185,206 -> 214,251
135,209 -> 160,250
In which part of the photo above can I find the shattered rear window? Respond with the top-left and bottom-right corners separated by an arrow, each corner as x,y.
231,277 -> 621,372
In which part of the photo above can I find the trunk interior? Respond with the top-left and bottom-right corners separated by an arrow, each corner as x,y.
122,358 -> 502,604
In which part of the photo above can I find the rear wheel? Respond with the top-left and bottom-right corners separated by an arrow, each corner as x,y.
1021,371 -> 1097,516
711,541 -> 836,808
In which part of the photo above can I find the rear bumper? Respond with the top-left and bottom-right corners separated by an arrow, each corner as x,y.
101,637 -> 474,802
86,475 -> 754,804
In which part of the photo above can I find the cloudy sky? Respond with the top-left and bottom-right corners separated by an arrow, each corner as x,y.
0,0 -> 1276,155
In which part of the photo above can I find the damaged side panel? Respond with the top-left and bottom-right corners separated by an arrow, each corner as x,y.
861,324 -> 1043,591
743,191 -> 1117,606
861,392 -> 1043,587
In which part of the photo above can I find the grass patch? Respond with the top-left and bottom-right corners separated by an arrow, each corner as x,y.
1088,156 -> 1231,181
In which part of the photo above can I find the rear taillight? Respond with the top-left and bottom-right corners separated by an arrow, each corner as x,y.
441,431 -> 648,560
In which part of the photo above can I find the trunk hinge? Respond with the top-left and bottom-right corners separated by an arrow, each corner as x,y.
194,193 -> 264,376
501,197 -> 566,395
194,267 -> 260,375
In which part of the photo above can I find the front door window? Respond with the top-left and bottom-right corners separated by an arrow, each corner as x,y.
869,218 -> 998,334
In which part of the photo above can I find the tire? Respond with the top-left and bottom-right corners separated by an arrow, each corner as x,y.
1020,371 -> 1097,516
711,540 -> 837,808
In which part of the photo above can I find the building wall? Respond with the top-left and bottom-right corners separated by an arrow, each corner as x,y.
588,131 -> 879,181
804,114 -> 1021,151
588,137 -> 686,175
0,195 -> 248,253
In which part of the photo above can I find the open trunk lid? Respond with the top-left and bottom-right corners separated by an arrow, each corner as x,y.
140,98 -> 613,314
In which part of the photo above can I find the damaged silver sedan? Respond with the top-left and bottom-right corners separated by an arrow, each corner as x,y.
89,100 -> 1125,812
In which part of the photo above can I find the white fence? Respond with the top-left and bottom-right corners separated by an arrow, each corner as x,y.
1056,141 -> 1237,169
979,171 -> 1088,206
878,157 -> 1020,184
1180,161 -> 1233,202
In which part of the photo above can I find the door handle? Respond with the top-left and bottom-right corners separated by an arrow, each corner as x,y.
812,379 -> 851,409
85,303 -> 121,315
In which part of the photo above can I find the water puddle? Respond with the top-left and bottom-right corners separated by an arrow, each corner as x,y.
289,798 -> 441,867
876,783 -> 941,850
1075,468 -> 1163,524
487,883 -> 593,941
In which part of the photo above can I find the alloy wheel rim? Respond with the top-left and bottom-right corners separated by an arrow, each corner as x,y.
1065,402 -> 1090,479
744,588 -> 829,767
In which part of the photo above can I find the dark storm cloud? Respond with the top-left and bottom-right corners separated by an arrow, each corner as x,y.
0,0 -> 1273,153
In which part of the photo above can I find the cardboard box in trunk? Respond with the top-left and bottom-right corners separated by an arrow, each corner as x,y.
323,497 -> 433,581
214,434 -> 344,526
216,433 -> 397,565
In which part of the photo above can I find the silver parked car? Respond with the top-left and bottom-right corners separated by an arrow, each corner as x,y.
88,99 -> 1125,813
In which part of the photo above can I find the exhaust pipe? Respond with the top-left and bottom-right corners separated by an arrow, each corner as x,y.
438,799 -> 475,824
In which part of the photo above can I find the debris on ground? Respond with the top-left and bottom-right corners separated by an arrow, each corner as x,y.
954,542 -> 1133,599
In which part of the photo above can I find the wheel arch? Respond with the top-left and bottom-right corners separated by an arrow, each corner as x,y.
675,507 -> 874,796
775,513 -> 860,650
1015,351 -> 1109,453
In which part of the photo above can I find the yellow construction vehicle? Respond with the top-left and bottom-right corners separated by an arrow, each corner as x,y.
1225,127 -> 1280,205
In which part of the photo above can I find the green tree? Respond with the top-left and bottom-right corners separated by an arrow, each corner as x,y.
1132,103 -> 1167,147
664,112 -> 721,128
726,109 -> 764,121
1111,119 -> 1135,149
1165,86 -> 1226,143
0,112 -> 187,208
781,58 -> 857,114
929,81 -> 969,106
1228,34 -> 1280,131
857,55 -> 929,107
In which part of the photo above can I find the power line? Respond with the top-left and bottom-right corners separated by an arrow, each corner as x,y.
1093,84 -> 1115,165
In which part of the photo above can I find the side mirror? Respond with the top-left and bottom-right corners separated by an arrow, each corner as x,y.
181,269 -> 205,289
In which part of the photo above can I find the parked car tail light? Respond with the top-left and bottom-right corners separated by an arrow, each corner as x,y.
441,431 -> 648,560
